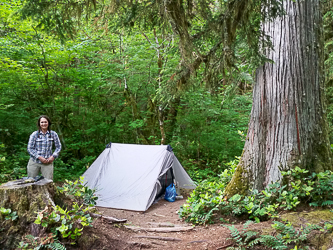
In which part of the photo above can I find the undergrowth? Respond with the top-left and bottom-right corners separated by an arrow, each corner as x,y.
179,157 -> 333,224
224,220 -> 330,250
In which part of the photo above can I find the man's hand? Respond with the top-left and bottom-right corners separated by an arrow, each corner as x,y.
46,156 -> 55,164
38,156 -> 48,164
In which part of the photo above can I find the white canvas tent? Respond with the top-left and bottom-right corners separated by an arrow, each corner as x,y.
82,143 -> 196,211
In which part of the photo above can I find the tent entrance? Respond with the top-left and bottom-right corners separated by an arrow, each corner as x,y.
156,167 -> 174,199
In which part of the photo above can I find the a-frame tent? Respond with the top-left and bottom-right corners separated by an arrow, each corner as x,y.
82,143 -> 196,211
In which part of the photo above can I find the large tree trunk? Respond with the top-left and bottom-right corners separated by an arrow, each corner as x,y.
0,179 -> 59,248
225,0 -> 332,195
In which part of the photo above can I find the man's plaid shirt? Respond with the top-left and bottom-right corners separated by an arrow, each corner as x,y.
27,130 -> 62,163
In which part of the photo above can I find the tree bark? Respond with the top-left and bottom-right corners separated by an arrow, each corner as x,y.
225,0 -> 332,194
0,179 -> 58,248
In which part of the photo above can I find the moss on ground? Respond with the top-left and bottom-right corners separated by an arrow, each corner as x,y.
280,210 -> 333,250
280,209 -> 333,226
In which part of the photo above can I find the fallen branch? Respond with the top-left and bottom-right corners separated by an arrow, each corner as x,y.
125,226 -> 193,232
216,243 -> 234,249
90,213 -> 127,223
147,222 -> 175,227
134,236 -> 182,241
189,240 -> 207,243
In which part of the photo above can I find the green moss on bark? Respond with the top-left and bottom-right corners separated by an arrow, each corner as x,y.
224,164 -> 248,197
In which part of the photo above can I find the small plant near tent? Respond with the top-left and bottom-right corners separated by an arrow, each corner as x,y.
57,176 -> 98,206
34,203 -> 93,245
25,177 -> 97,247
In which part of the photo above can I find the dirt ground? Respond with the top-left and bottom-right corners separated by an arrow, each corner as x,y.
75,197 -> 273,250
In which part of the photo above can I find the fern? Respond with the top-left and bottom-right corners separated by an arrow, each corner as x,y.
248,237 -> 262,247
321,200 -> 333,206
45,242 -> 66,250
243,230 -> 258,243
228,225 -> 243,244
309,202 -> 319,207
298,223 -> 322,241
34,241 -> 66,250
243,220 -> 254,227
225,221 -> 260,249
259,235 -> 288,249
27,237 -> 66,250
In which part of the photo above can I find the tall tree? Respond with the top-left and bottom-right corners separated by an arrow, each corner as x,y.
225,0 -> 332,195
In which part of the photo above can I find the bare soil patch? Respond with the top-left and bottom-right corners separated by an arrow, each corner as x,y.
71,197 -> 274,250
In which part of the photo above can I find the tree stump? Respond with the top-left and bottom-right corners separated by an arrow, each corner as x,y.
0,178 -> 59,248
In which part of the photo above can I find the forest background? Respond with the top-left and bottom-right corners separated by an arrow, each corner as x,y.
0,0 -> 332,186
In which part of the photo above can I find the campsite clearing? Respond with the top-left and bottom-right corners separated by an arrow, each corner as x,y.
75,197 -> 273,250
73,197 -> 333,249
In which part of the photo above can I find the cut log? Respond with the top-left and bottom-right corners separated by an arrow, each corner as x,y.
125,225 -> 194,232
90,213 -> 127,223
0,178 -> 56,220
134,236 -> 182,241
0,178 -> 60,248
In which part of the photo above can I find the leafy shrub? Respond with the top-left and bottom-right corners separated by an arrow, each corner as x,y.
34,203 -> 93,243
29,177 -> 98,246
178,158 -> 238,224
171,91 -> 251,178
0,143 -> 29,184
308,170 -> 333,207
57,176 -> 98,206
179,161 -> 333,224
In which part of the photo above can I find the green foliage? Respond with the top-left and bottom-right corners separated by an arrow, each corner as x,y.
179,164 -> 333,225
225,220 -> 322,250
224,220 -> 258,250
57,176 -> 98,206
18,177 -> 97,248
308,170 -> 333,207
178,158 -> 238,224
34,203 -> 93,244
0,0 -> 255,186
31,177 -> 97,244
0,207 -> 18,221
173,92 -> 251,182
0,207 -> 18,235
0,143 -> 29,184
19,234 -> 66,250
